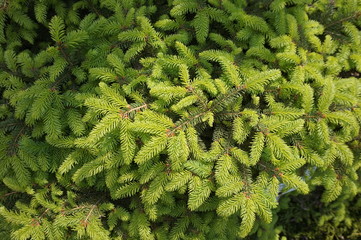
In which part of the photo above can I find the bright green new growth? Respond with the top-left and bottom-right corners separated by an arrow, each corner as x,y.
0,0 -> 361,239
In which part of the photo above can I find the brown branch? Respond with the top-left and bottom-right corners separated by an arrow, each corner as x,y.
167,85 -> 247,135
217,111 -> 243,117
120,103 -> 148,118
86,0 -> 102,16
80,204 -> 98,227
0,0 -> 9,10
84,204 -> 97,222
60,205 -> 90,217
38,208 -> 50,223
58,46 -> 74,67
0,191 -> 19,198
168,111 -> 208,135
324,11 -> 361,29
8,125 -> 27,156
186,86 -> 208,110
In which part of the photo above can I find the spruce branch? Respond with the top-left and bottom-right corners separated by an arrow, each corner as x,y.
0,1 -> 361,239
324,11 -> 361,29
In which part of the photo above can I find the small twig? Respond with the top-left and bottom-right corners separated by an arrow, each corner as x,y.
186,86 -> 208,110
80,203 -> 100,227
0,191 -> 19,198
8,125 -> 27,156
80,199 -> 101,227
217,111 -> 243,117
87,0 -> 101,16
0,0 -> 9,10
120,103 -> 148,118
59,46 -> 74,67
61,205 -> 86,215
170,111 -> 207,134
324,12 -> 361,29
83,204 -> 97,223
38,208 -> 50,222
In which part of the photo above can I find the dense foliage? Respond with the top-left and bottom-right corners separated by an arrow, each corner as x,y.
1,0 -> 361,239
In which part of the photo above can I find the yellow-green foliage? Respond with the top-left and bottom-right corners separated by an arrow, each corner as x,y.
0,0 -> 361,239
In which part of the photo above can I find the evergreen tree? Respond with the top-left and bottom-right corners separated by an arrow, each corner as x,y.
0,0 -> 361,239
